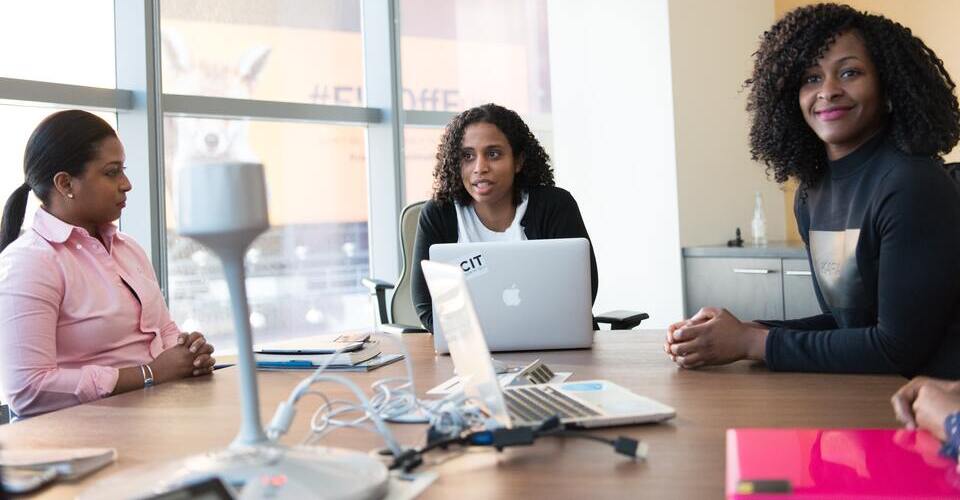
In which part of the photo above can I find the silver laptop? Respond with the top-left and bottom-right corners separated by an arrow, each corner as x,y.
421,260 -> 676,428
429,238 -> 593,354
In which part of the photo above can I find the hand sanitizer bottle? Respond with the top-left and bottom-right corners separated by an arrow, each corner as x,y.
751,191 -> 767,246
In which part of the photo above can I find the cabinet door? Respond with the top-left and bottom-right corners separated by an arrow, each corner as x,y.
684,257 -> 783,321
782,258 -> 822,319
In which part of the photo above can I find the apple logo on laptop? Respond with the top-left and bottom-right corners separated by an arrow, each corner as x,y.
502,284 -> 522,307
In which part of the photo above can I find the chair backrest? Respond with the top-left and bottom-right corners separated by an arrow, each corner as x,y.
946,162 -> 960,185
389,201 -> 426,326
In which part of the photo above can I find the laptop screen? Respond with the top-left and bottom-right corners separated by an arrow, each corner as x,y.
420,260 -> 511,428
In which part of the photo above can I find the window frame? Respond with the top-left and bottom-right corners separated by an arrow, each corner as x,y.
0,0 -> 550,321
0,0 -> 412,300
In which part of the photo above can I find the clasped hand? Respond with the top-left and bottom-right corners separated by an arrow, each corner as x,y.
664,307 -> 769,369
891,376 -> 960,442
149,331 -> 217,384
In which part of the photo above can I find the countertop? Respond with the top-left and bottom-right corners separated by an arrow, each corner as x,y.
682,240 -> 806,259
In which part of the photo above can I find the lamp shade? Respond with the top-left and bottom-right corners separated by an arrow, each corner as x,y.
177,162 -> 269,252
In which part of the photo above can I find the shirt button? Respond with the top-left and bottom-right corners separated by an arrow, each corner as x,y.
75,244 -> 82,250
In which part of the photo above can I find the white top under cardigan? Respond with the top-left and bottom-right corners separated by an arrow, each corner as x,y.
454,192 -> 530,243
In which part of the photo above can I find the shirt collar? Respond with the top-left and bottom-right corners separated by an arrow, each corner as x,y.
32,207 -> 122,245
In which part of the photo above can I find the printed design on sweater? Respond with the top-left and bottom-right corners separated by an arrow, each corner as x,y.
809,229 -> 867,310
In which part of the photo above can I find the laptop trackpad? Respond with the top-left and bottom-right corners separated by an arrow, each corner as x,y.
562,380 -> 672,416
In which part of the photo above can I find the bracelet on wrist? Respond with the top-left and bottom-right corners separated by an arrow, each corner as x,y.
141,364 -> 155,388
942,412 -> 960,460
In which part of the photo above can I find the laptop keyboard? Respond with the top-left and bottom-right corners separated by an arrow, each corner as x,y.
517,361 -> 555,385
503,385 -> 601,423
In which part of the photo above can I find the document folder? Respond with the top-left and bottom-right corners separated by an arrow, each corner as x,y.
726,428 -> 959,499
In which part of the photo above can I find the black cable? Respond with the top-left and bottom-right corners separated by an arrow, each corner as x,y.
388,414 -> 645,472
544,429 -> 616,446
544,429 -> 645,459
388,434 -> 470,472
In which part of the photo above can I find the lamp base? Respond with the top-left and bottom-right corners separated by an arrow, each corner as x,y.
79,443 -> 390,500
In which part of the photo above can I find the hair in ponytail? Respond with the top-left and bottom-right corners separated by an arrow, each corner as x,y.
0,184 -> 32,253
0,110 -> 117,253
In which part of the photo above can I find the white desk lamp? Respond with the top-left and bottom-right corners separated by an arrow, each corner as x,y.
178,161 -> 271,448
80,163 -> 389,500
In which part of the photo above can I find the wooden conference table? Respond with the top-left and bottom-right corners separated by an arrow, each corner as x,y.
0,331 -> 905,499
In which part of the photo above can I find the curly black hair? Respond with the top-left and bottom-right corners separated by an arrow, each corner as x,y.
431,103 -> 554,206
746,3 -> 960,189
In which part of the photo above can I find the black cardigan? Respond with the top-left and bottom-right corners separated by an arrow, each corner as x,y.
410,186 -> 599,332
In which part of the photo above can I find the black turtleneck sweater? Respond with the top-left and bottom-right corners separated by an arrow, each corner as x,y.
761,133 -> 960,378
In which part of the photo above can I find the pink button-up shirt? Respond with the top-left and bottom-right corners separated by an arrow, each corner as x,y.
0,208 -> 181,417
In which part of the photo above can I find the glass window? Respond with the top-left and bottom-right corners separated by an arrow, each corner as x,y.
399,0 -> 554,206
0,1 -> 115,88
164,117 -> 371,353
403,127 -> 444,205
399,0 -> 552,114
159,0 -> 364,106
0,106 -> 117,230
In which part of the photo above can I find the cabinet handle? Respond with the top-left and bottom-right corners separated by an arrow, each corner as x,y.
732,268 -> 773,274
785,270 -> 812,276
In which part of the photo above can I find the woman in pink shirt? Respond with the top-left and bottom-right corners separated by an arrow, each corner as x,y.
0,110 -> 216,418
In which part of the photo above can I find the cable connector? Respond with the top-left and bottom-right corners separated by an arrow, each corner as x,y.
389,448 -> 424,473
613,436 -> 647,460
266,401 -> 297,440
535,415 -> 562,432
425,425 -> 457,448
468,427 -> 536,451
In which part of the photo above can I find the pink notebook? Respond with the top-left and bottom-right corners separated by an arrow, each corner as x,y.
726,428 -> 960,499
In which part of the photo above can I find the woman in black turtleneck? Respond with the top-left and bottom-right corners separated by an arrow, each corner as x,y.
664,4 -> 960,378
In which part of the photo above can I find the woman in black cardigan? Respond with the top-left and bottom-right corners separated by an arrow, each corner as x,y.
410,103 -> 598,332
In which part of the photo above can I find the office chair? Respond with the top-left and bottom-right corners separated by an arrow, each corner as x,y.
594,310 -> 649,330
362,201 -> 429,334
363,200 -> 650,333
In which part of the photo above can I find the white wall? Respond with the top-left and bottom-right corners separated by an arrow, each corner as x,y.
547,0 -> 684,327
669,0 -> 783,247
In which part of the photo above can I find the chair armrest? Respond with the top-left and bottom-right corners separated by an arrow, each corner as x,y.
595,310 -> 649,330
361,277 -> 395,291
380,323 -> 428,335
361,277 -> 395,324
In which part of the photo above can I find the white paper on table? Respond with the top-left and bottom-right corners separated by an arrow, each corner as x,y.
426,371 -> 572,396
385,470 -> 438,500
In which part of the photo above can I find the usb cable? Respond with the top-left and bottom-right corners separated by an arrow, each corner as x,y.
389,416 -> 646,472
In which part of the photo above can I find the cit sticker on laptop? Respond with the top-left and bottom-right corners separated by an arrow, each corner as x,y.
455,253 -> 489,279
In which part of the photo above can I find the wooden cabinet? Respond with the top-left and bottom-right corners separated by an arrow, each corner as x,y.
683,248 -> 821,321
